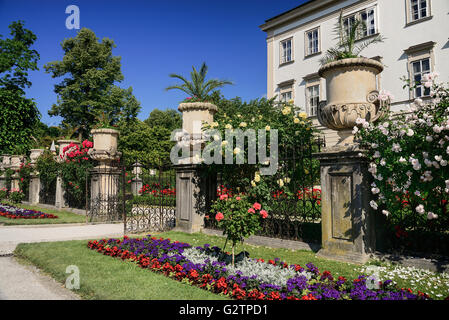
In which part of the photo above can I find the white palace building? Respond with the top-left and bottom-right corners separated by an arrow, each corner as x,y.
260,0 -> 449,146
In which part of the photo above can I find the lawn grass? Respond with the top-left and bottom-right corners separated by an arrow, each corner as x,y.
0,202 -> 86,225
14,240 -> 229,300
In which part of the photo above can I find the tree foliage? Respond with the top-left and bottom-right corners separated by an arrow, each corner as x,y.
44,28 -> 141,138
0,21 -> 40,154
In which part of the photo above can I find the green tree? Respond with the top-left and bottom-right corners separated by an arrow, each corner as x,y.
118,120 -> 175,166
0,21 -> 40,154
144,108 -> 181,132
44,28 -> 140,138
166,62 -> 233,101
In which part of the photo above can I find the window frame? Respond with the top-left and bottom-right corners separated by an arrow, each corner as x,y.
406,0 -> 432,25
279,37 -> 294,65
341,6 -> 378,42
304,27 -> 321,58
404,41 -> 436,100
305,78 -> 322,117
278,79 -> 295,103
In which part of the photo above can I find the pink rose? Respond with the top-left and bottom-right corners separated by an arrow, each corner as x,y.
248,208 -> 255,214
215,212 -> 224,222
253,202 -> 261,210
236,196 -> 241,200
220,194 -> 228,200
260,210 -> 268,219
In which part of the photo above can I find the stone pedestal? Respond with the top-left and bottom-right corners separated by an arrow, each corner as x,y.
55,176 -> 67,208
29,173 -> 41,204
88,128 -> 122,221
315,146 -> 376,264
174,102 -> 218,233
174,164 -> 212,233
131,162 -> 143,196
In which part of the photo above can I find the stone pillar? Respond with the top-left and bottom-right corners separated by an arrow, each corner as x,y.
314,57 -> 389,264
315,148 -> 376,263
0,155 -> 10,189
131,162 -> 143,196
9,155 -> 23,191
174,102 -> 218,233
88,128 -> 122,221
55,140 -> 80,208
28,149 -> 45,204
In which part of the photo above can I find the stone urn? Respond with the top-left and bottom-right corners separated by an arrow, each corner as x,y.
1,154 -> 11,169
178,102 -> 218,135
57,140 -> 80,161
29,149 -> 45,166
317,57 -> 386,147
9,155 -> 24,170
88,128 -> 121,164
177,102 -> 218,164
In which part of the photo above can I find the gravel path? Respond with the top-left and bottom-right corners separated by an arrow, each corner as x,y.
0,222 -> 123,300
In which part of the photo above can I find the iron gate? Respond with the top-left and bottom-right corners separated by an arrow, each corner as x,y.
124,163 -> 176,234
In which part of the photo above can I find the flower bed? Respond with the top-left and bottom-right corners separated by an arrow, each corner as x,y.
0,203 -> 58,219
87,235 -> 432,300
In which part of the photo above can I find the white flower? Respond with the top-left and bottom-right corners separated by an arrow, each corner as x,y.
406,129 -> 414,137
426,136 -> 433,142
427,212 -> 438,220
392,143 -> 402,153
399,157 -> 407,164
352,126 -> 359,134
380,159 -> 386,166
370,200 -> 378,210
371,187 -> 380,194
373,151 -> 381,158
416,204 -> 425,214
382,210 -> 390,217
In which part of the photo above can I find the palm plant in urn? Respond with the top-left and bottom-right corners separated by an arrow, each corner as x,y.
318,10 -> 389,147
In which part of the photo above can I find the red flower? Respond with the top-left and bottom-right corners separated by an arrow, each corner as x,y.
215,212 -> 224,222
253,202 -> 261,210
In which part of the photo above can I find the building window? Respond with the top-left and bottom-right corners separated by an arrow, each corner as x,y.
410,0 -> 429,21
306,84 -> 320,117
278,80 -> 294,103
343,6 -> 377,40
411,58 -> 431,98
305,28 -> 320,56
280,38 -> 293,64
404,41 -> 435,99
280,90 -> 292,102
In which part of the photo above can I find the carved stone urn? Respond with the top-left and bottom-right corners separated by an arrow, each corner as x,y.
88,128 -> 121,164
29,149 -> 45,166
177,102 -> 218,164
317,57 -> 386,147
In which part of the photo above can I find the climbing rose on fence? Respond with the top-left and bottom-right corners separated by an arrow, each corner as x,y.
355,72 -> 449,232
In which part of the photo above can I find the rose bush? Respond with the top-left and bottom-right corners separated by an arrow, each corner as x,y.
355,72 -> 449,254
210,193 -> 268,265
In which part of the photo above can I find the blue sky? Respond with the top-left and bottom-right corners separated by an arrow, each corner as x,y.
0,0 -> 308,126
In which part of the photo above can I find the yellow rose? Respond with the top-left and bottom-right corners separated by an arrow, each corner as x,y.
233,147 -> 241,155
251,180 -> 256,187
225,124 -> 232,130
239,122 -> 247,128
211,121 -> 219,128
254,174 -> 261,182
221,140 -> 228,146
299,112 -> 307,119
265,125 -> 271,131
282,107 -> 291,115
294,117 -> 300,124
277,179 -> 284,187
288,99 -> 294,105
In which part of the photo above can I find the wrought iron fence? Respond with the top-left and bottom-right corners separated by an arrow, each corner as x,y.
124,161 -> 176,234
205,137 -> 325,243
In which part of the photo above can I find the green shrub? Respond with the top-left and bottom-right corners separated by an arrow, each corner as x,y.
9,190 -> 25,203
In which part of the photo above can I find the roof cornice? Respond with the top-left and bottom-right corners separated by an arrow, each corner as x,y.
259,0 -> 337,32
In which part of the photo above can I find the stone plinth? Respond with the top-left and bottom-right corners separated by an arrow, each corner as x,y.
29,173 -> 41,204
131,162 -> 143,196
315,146 -> 375,264
178,102 -> 217,135
174,164 -> 214,233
